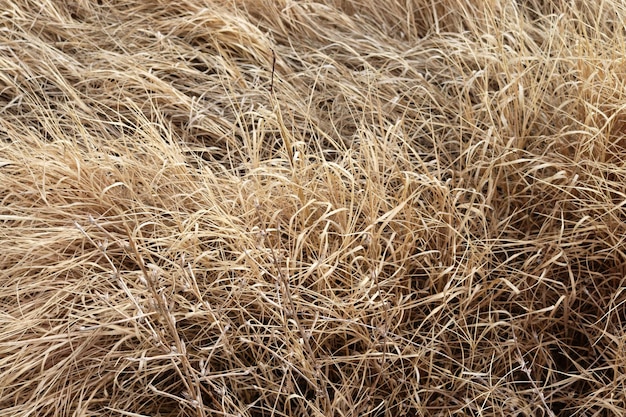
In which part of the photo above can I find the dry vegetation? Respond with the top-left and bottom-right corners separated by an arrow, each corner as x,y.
2,0 -> 626,416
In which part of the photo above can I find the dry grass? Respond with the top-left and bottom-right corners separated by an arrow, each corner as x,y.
2,0 -> 626,416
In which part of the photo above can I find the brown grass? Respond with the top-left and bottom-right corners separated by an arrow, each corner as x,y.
2,1 -> 626,416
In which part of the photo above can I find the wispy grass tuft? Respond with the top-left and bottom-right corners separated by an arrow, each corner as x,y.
2,1 -> 626,416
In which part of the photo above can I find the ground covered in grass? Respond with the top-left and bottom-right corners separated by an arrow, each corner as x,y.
2,1 -> 626,416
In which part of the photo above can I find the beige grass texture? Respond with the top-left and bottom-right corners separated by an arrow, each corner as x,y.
2,0 -> 626,416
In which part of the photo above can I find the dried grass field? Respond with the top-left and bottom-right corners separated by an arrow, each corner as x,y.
2,1 -> 626,416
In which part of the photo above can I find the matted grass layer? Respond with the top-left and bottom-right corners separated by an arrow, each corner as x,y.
1,1 -> 626,416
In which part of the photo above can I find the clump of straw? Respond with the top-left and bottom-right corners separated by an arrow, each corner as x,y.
1,1 -> 626,416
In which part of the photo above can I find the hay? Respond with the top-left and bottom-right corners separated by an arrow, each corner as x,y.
1,0 -> 626,416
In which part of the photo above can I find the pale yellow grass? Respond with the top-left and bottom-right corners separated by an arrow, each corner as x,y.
1,1 -> 626,416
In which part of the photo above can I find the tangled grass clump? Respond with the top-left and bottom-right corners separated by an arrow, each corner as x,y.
2,1 -> 626,416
